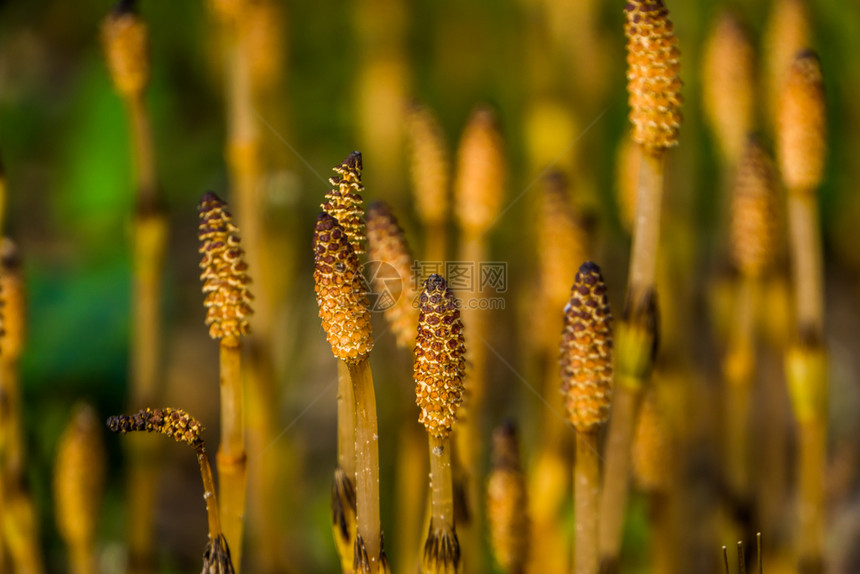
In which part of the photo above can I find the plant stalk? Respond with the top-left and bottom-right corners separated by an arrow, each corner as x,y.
217,343 -> 247,570
349,358 -> 383,566
574,431 -> 600,574
599,147 -> 665,568
598,382 -> 640,567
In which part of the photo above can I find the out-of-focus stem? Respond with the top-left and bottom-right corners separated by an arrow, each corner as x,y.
598,148 -> 665,570
797,419 -> 825,574
628,151 -> 665,297
455,235 -> 487,573
598,384 -> 640,568
126,94 -> 158,206
574,431 -> 600,574
724,276 -> 757,499
787,194 -> 824,334
217,343 -> 247,571
395,426 -> 427,574
349,358 -> 383,566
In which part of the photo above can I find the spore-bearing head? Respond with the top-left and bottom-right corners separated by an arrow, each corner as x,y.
414,275 -> 466,439
560,262 -> 614,432
313,213 -> 374,363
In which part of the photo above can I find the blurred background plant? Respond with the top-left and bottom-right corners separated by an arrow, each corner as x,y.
1,0 -> 860,572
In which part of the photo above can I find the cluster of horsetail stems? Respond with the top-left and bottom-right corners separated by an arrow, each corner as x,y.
314,154 -> 387,572
101,2 -> 168,569
199,191 -> 254,571
107,408 -> 234,573
599,1 -> 681,570
560,262 -> 613,574
414,274 -> 466,574
777,51 -> 828,574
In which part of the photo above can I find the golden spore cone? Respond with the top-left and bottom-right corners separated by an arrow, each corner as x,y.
538,170 -> 588,311
624,0 -> 683,152
407,104 -> 450,226
764,0 -> 810,127
198,192 -> 254,347
55,404 -> 106,547
323,151 -> 366,255
313,212 -> 374,363
241,0 -> 286,96
731,138 -> 781,278
777,51 -> 827,193
101,1 -> 149,97
454,105 -> 506,234
414,274 -> 466,439
107,407 -> 206,449
366,201 -> 420,349
487,422 -> 530,573
702,12 -> 755,164
0,239 -> 24,360
560,261 -> 614,433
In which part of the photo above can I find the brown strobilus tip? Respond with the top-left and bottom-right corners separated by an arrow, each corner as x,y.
198,192 -> 254,347
624,0 -> 683,152
323,151 -> 366,255
313,212 -> 374,363
560,262 -> 614,433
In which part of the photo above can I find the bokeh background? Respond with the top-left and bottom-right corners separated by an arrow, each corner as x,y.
2,0 -> 860,572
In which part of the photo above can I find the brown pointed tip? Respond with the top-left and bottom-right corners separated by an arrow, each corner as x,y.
560,262 -> 614,432
343,151 -> 362,171
199,191 -> 227,210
